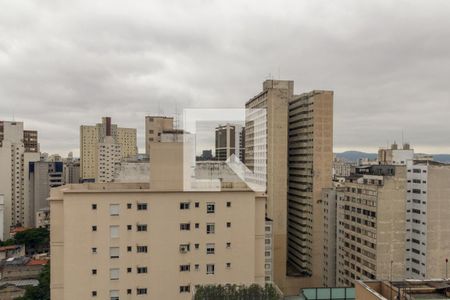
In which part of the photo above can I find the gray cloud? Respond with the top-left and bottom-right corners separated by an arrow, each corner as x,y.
1,0 -> 450,155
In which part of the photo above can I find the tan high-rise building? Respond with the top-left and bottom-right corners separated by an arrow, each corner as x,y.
0,121 -> 40,239
287,91 -> 334,285
245,81 -> 334,294
80,117 -> 137,182
50,138 -> 267,299
145,116 -> 174,155
336,165 -> 407,287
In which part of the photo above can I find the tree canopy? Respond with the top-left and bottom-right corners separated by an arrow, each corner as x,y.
194,284 -> 282,300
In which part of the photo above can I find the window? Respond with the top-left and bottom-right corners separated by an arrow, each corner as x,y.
110,247 -> 120,259
206,264 -> 215,275
206,223 -> 215,234
206,243 -> 215,254
110,204 -> 120,216
127,267 -> 132,273
137,246 -> 148,253
195,202 -> 199,208
127,289 -> 132,295
137,203 -> 148,210
92,225 -> 97,232
195,223 -> 199,229
180,285 -> 190,293
110,225 -> 119,238
227,201 -> 231,207
137,224 -> 147,232
92,269 -> 97,275
137,288 -> 147,295
127,203 -> 132,209
127,246 -> 132,252
226,222 -> 231,228
195,264 -> 200,270
127,225 -> 132,231
110,290 -> 119,300
180,202 -> 190,210
195,243 -> 199,249
226,242 -> 231,248
207,202 -> 215,213
226,262 -> 231,269
179,244 -> 190,253
92,291 -> 97,297
180,223 -> 190,231
265,251 -> 270,257
110,268 -> 119,280
92,204 -> 97,210
180,264 -> 190,272
137,267 -> 148,274
92,247 -> 97,254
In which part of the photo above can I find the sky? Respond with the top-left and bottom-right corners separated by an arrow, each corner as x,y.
1,0 -> 450,156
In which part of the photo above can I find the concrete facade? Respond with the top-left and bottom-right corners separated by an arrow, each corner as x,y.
0,121 -> 40,239
49,183 -> 266,300
215,123 -> 245,162
29,161 -> 64,227
336,166 -> 407,286
145,116 -> 174,155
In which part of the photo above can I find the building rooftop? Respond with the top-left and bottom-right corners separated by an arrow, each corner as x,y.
0,245 -> 22,252
356,280 -> 450,300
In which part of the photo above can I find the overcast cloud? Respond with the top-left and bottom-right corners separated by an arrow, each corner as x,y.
1,0 -> 450,156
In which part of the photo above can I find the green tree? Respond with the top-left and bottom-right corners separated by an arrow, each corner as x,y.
194,284 -> 282,300
0,228 -> 49,254
16,263 -> 50,300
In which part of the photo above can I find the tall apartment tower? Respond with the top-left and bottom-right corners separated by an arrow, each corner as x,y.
145,116 -> 174,155
80,117 -> 137,182
287,91 -> 334,284
215,124 -> 245,162
405,161 -> 450,279
245,81 -> 333,294
336,165 -> 407,286
245,80 -> 292,292
0,121 -> 40,239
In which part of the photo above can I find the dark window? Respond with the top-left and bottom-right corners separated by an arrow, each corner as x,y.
92,269 -> 97,275
92,225 -> 97,231
127,203 -> 132,209
195,202 -> 199,208
127,225 -> 132,230
92,291 -> 97,297
137,224 -> 147,232
137,203 -> 148,210
92,204 -> 97,210
227,201 -> 231,207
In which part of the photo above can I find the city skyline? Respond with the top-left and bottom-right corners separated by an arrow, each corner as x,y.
1,1 -> 450,155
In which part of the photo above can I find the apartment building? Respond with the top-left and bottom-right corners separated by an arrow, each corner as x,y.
80,117 -> 137,182
0,121 -> 40,239
405,161 -> 450,279
287,90 -> 333,284
98,136 -> 122,183
49,183 -> 266,300
322,185 -> 345,287
145,116 -> 174,155
336,165 -> 407,287
245,80 -> 334,294
245,80 -> 291,292
64,158 -> 80,184
215,124 -> 245,162
29,160 -> 64,226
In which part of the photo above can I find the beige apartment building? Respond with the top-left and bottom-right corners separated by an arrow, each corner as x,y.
0,121 -> 40,239
287,90 -> 333,284
50,184 -> 266,300
51,137 -> 267,299
336,165 -> 407,287
144,116 -> 174,155
245,80 -> 333,294
80,117 -> 137,182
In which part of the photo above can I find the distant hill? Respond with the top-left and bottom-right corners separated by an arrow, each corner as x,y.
336,151 -> 450,163
335,151 -> 377,162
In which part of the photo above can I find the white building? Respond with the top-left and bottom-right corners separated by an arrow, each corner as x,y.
98,136 -> 122,183
0,121 -> 40,239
